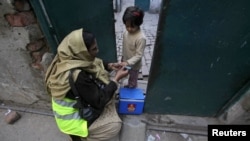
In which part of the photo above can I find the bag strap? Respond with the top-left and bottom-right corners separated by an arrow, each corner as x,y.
68,69 -> 104,106
69,69 -> 84,107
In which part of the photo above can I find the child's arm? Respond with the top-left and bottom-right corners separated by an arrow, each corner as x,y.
126,38 -> 146,65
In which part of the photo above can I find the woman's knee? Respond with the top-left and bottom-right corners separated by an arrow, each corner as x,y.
87,122 -> 122,141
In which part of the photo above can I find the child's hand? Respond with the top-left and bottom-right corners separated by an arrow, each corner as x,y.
108,63 -> 122,70
119,61 -> 129,66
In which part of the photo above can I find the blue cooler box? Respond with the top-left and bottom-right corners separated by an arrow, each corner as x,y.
118,88 -> 145,114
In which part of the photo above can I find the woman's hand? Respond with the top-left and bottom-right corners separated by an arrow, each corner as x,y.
113,67 -> 129,82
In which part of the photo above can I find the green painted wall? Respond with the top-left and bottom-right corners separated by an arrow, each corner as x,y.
145,0 -> 250,116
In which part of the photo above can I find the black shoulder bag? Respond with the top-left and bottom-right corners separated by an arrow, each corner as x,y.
69,69 -> 101,126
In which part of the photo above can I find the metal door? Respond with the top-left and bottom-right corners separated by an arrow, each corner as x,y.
29,0 -> 117,62
145,0 -> 250,116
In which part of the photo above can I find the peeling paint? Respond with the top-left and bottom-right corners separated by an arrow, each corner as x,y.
240,41 -> 247,48
216,57 -> 220,62
210,63 -> 214,68
164,96 -> 172,101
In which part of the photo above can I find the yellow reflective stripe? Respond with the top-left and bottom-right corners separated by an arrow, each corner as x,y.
52,98 -> 81,120
52,98 -> 77,115
53,110 -> 81,120
51,98 -> 88,137
54,98 -> 76,107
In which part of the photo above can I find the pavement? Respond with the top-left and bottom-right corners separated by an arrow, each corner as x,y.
0,107 -> 70,141
1,101 -> 218,141
0,100 -> 215,141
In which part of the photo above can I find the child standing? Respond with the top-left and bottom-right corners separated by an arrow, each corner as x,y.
120,6 -> 146,88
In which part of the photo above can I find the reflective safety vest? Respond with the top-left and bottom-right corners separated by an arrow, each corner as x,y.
52,97 -> 88,137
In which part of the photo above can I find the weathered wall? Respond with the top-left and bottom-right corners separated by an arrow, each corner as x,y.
0,1 -> 50,107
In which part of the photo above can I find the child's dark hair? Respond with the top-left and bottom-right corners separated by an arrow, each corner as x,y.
82,30 -> 96,50
122,6 -> 144,27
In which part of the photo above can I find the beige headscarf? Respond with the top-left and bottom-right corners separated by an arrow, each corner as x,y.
45,28 -> 110,99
